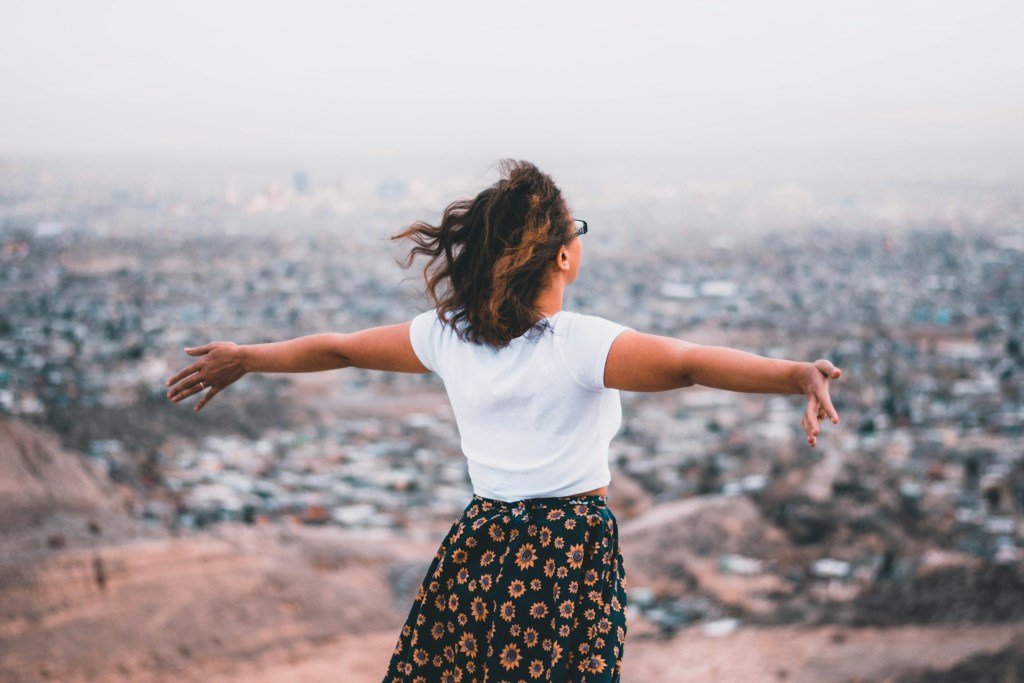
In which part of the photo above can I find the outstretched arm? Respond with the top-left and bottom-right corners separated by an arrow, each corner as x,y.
166,320 -> 429,411
676,345 -> 814,395
239,322 -> 427,374
604,330 -> 842,447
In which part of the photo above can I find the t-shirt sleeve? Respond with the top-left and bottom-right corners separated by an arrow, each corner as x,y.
409,307 -> 445,374
564,313 -> 634,391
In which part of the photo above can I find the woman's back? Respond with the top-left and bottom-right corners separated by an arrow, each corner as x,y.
410,307 -> 633,502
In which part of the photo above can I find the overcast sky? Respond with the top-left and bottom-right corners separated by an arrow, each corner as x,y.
1,0 -> 1021,180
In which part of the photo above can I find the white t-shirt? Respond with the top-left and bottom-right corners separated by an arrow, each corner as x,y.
409,307 -> 633,502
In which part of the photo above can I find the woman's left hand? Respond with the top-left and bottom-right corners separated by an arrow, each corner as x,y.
165,341 -> 247,412
796,359 -> 842,447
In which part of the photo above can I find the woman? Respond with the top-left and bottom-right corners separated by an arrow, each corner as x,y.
165,159 -> 842,681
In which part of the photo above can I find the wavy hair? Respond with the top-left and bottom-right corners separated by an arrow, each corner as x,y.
391,159 -> 575,349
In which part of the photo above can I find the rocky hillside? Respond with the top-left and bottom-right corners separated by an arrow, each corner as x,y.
0,418 -> 437,683
0,417 -> 145,560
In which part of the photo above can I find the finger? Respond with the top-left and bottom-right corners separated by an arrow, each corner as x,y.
170,384 -> 202,403
168,375 -> 205,401
802,407 -> 818,446
815,359 -> 842,380
166,361 -> 201,387
170,378 -> 207,403
185,343 -> 214,355
805,395 -> 820,438
816,387 -> 840,424
194,386 -> 219,412
803,415 -> 816,447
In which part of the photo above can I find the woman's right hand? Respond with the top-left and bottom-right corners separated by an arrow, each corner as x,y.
796,359 -> 842,447
165,341 -> 247,412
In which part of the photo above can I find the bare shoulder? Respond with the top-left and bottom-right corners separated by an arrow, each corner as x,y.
603,329 -> 699,392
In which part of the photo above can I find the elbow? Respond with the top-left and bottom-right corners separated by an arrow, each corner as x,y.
673,342 -> 702,389
334,350 -> 355,370
330,333 -> 356,369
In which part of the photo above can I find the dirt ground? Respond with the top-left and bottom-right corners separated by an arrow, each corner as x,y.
185,623 -> 1023,683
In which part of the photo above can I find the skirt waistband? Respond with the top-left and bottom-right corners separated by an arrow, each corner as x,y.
471,493 -> 608,510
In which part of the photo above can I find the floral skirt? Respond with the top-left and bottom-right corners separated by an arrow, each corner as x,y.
384,492 -> 628,682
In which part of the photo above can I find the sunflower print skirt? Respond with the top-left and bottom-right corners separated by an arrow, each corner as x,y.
384,492 -> 628,682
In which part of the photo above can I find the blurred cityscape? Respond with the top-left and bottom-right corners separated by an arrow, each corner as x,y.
1,156 -> 1022,682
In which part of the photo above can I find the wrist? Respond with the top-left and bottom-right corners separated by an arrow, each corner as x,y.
237,344 -> 254,374
791,361 -> 813,394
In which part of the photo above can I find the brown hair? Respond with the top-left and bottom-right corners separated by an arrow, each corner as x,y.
391,159 -> 575,349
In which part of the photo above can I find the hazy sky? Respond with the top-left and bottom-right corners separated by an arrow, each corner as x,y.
1,0 -> 1021,179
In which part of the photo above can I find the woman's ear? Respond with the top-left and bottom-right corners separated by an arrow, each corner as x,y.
557,245 -> 571,271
